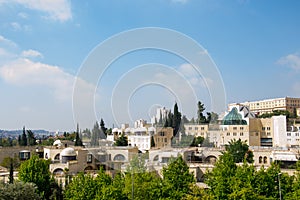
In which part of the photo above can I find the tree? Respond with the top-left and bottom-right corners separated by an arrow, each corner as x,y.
225,139 -> 254,163
197,101 -> 206,124
18,155 -> 51,199
91,122 -> 100,146
150,135 -> 155,148
27,130 -> 36,146
0,182 -> 41,200
162,155 -> 195,199
115,134 -> 128,146
1,155 -> 20,184
100,118 -> 108,139
75,123 -> 83,146
20,126 -> 27,146
172,102 -> 182,136
191,136 -> 204,147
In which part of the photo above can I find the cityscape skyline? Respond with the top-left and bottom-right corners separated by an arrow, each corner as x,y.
0,1 -> 300,131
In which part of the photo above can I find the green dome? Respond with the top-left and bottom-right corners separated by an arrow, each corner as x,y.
222,107 -> 247,125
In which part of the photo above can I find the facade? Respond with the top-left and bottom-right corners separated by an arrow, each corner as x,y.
229,97 -> 300,115
153,127 -> 173,148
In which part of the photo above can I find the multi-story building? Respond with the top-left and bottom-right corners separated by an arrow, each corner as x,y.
229,97 -> 300,115
153,127 -> 173,148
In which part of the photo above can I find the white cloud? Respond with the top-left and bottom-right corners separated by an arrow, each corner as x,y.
178,63 -> 213,88
0,58 -> 94,101
21,49 -> 43,58
277,53 -> 300,71
0,0 -> 72,22
0,35 -> 17,47
11,22 -> 22,31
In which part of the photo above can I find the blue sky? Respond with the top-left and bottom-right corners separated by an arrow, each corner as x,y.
0,0 -> 300,131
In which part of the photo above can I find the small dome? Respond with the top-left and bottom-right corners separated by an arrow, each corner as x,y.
112,128 -> 119,133
53,140 -> 62,146
61,147 -> 76,156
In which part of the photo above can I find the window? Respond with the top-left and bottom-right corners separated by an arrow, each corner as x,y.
296,133 -> 299,137
267,127 -> 271,130
159,132 -> 165,136
164,138 -> 167,143
233,132 -> 237,136
201,127 -> 205,130
267,132 -> 271,136
227,132 -> 230,136
195,127 -> 198,130
263,156 -> 267,164
240,132 -> 244,136
240,127 -> 244,130
259,156 -> 262,164
188,127 -> 192,130
287,132 -> 291,136
256,132 -> 259,136
233,127 -> 237,130
87,154 -> 93,163
262,127 -> 266,131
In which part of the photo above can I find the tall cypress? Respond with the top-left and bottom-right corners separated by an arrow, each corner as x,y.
172,103 -> 182,136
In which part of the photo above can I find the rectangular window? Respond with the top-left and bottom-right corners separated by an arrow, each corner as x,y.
240,127 -> 244,130
87,154 -> 93,163
233,127 -> 237,130
295,133 -> 299,137
240,132 -> 244,136
267,127 -> 271,130
262,127 -> 265,131
233,132 -> 237,136
201,127 -> 205,130
164,138 -> 167,143
267,132 -> 271,136
227,132 -> 230,136
287,132 -> 291,136
188,127 -> 192,130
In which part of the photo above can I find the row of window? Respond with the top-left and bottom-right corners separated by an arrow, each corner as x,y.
262,127 -> 271,131
226,132 -> 244,136
287,132 -> 300,136
156,138 -> 168,143
258,156 -> 268,164
188,127 -> 206,131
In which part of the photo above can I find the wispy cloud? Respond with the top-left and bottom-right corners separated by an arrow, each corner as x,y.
0,35 -> 17,47
0,0 -> 72,22
277,53 -> 300,72
21,49 -> 43,58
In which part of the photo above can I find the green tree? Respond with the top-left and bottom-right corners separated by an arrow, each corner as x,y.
27,130 -> 36,146
115,134 -> 128,146
64,173 -> 97,200
205,152 -> 237,199
172,102 -> 182,136
191,136 -> 204,147
0,182 -> 41,200
100,118 -> 107,139
20,126 -> 27,146
197,101 -> 206,124
18,155 -> 51,198
75,123 -> 83,146
1,156 -> 20,184
91,122 -> 100,146
150,135 -> 155,147
162,155 -> 195,199
225,138 -> 254,163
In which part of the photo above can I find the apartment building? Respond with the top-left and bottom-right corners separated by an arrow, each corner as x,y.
229,97 -> 300,115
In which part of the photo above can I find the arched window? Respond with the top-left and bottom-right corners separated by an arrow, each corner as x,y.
113,154 -> 125,161
153,155 -> 159,161
263,156 -> 267,164
259,156 -> 262,164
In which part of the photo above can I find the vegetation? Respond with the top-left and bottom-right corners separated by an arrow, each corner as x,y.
74,123 -> 83,146
225,139 -> 254,163
258,110 -> 291,118
115,133 -> 128,146
18,126 -> 36,146
18,155 -> 52,199
0,181 -> 41,200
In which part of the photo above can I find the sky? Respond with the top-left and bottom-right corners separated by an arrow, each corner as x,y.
0,0 -> 300,131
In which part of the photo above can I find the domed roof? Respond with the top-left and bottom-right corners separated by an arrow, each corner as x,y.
222,107 -> 247,125
112,128 -> 119,133
61,147 -> 76,156
53,139 -> 62,146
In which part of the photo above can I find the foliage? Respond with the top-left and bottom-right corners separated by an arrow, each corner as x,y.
27,130 -> 37,146
225,138 -> 254,163
162,155 -> 195,199
91,122 -> 100,146
151,135 -> 155,147
191,136 -> 205,147
0,181 -> 41,200
115,133 -> 128,146
18,155 -> 51,198
100,118 -> 107,139
172,102 -> 182,136
258,110 -> 290,118
19,126 -> 28,146
75,123 -> 83,146
197,101 -> 207,124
